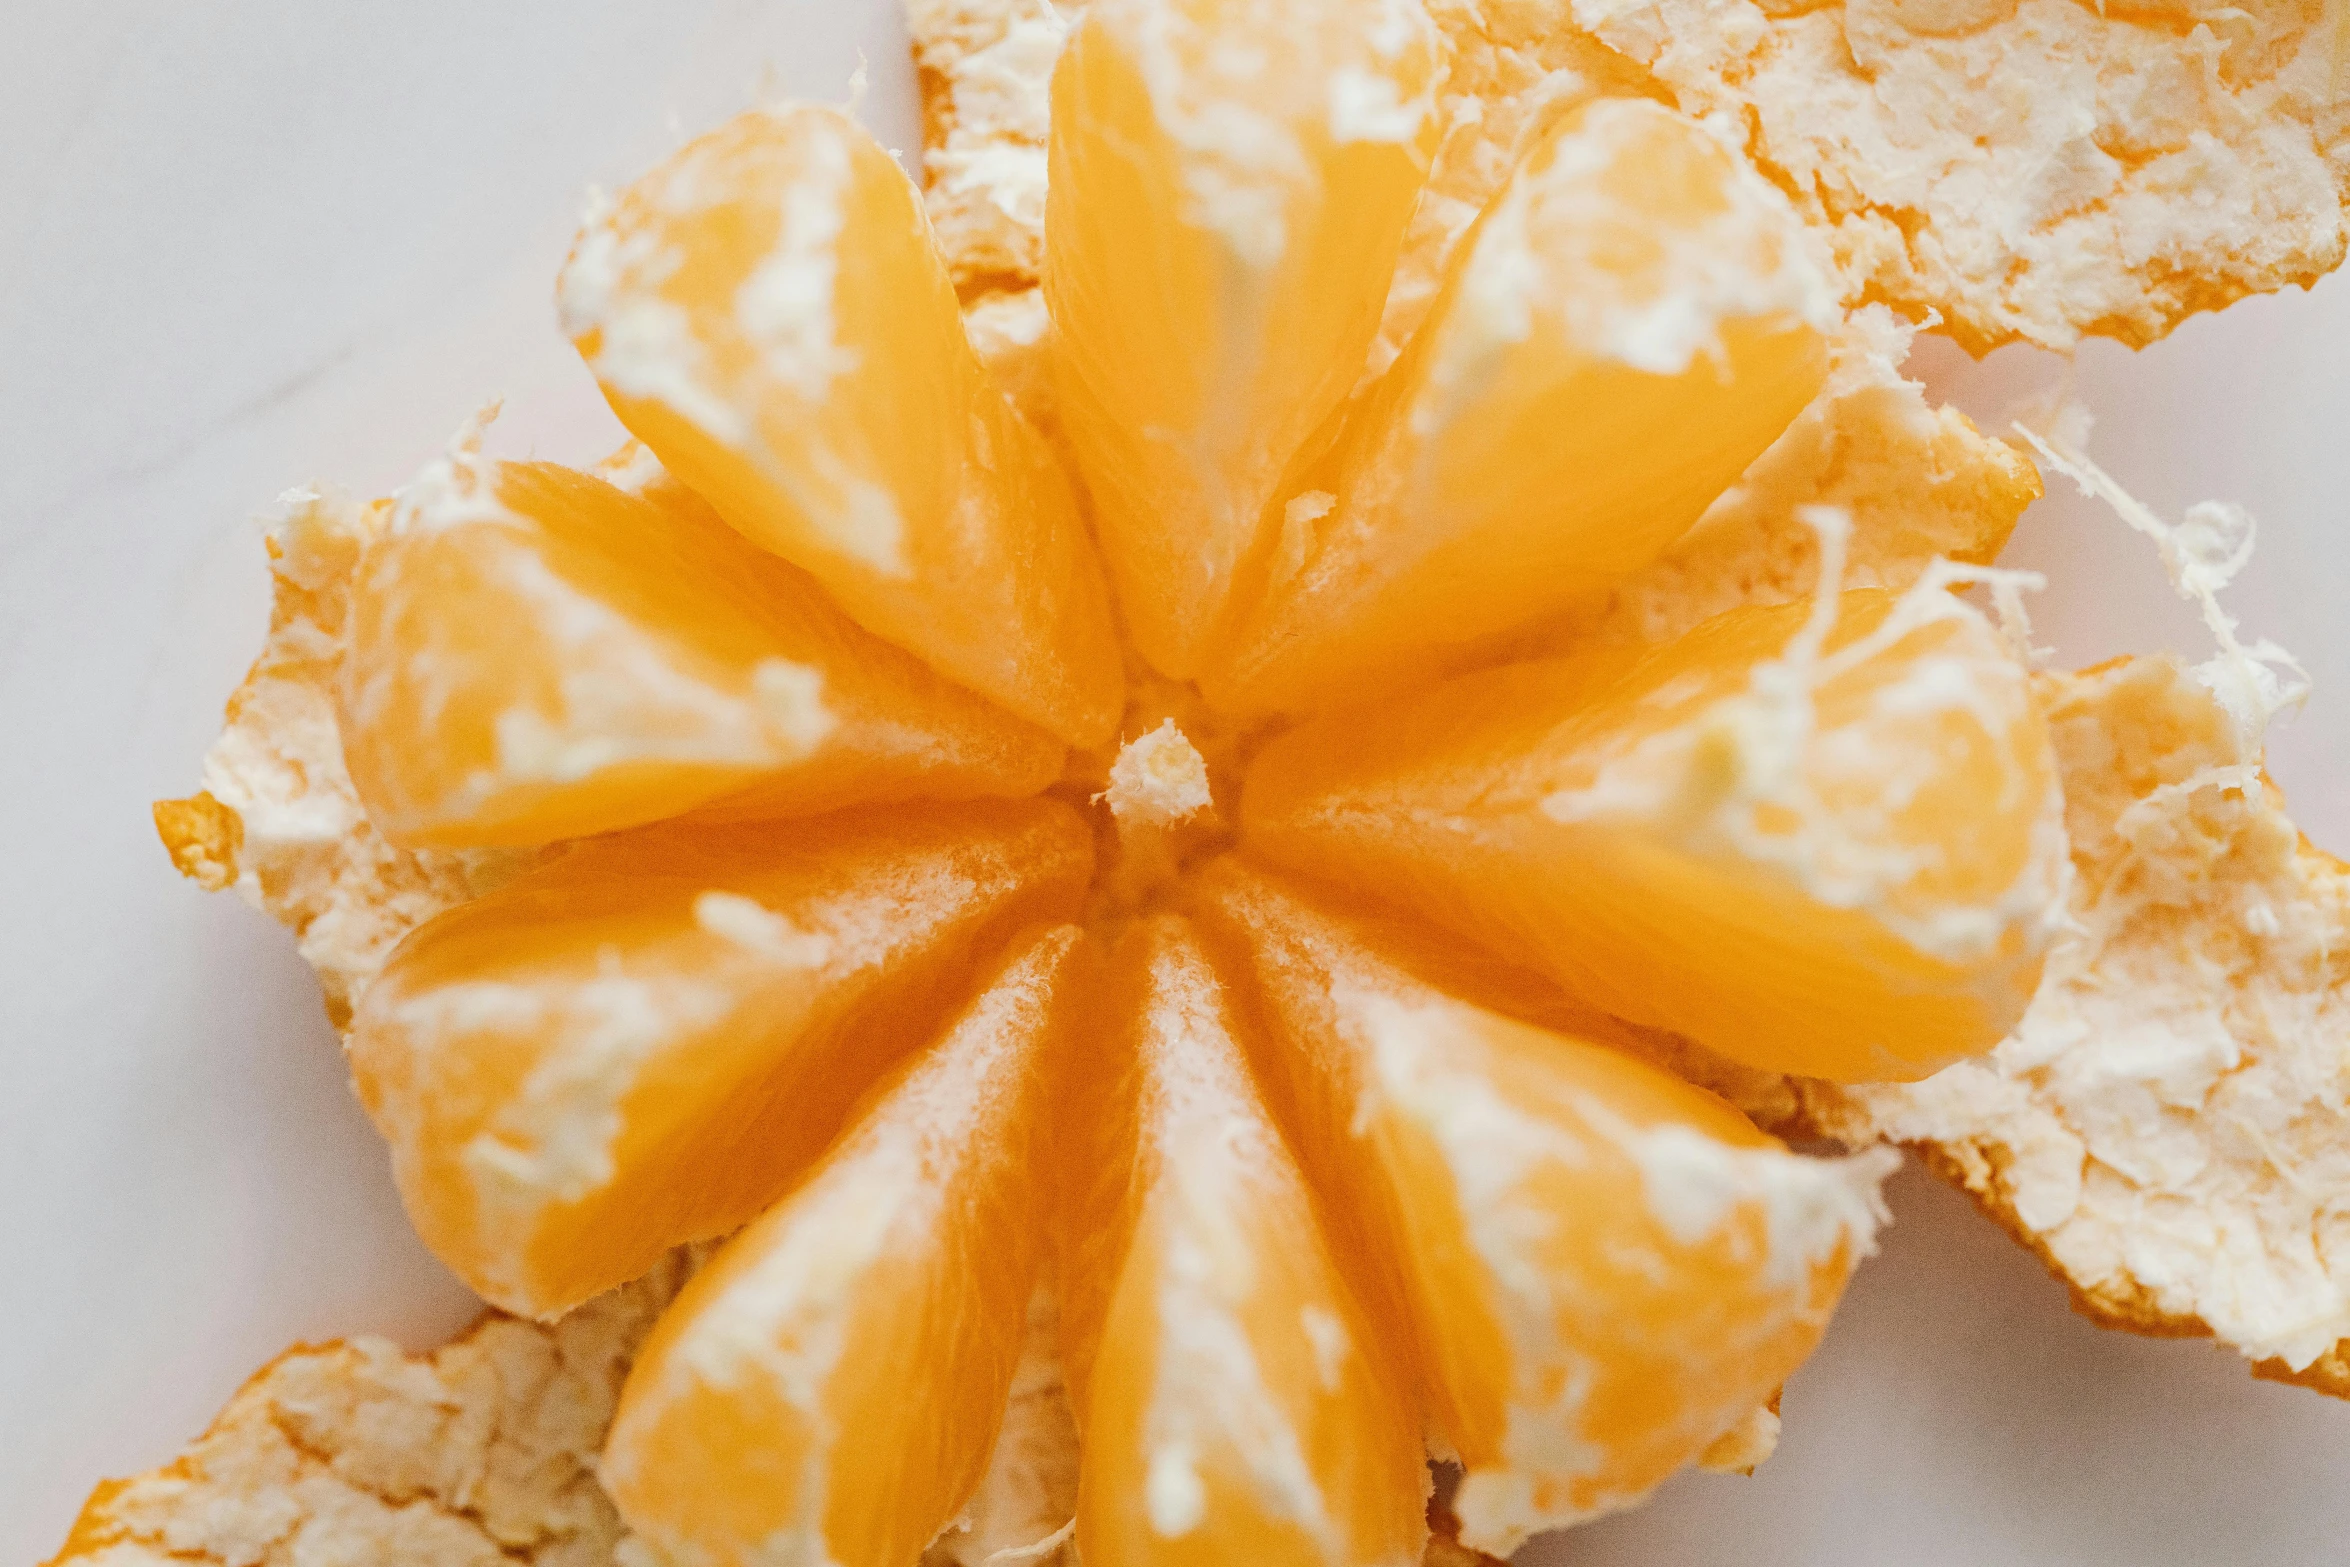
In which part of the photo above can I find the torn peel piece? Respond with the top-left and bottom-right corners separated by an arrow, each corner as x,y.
155,485 -> 541,1028
1242,583 -> 2070,1083
1190,862 -> 1892,1554
44,1257 -> 696,1567
909,0 -> 1073,292
602,926 -> 1086,1567
1554,0 -> 2350,351
1819,654 -> 2350,1389
340,437 -> 1067,850
1060,916 -> 1431,1567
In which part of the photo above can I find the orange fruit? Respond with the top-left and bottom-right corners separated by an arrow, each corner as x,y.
292,0 -> 2072,1556
100,0 -> 2350,1553
118,0 -> 2350,1561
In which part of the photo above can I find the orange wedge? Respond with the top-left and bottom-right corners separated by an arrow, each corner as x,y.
1191,860 -> 1892,1552
346,798 -> 1092,1318
1207,98 -> 1832,714
1061,915 -> 1429,1567
558,105 -> 1122,745
1243,586 -> 2067,1081
1046,0 -> 1445,677
340,443 -> 1065,848
602,925 -> 1086,1567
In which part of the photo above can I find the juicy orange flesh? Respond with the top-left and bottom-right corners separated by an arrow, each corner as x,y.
561,105 -> 1123,746
1060,916 -> 1428,1567
1046,0 -> 1442,678
338,458 -> 1067,849
1190,862 -> 1864,1537
1242,589 -> 2060,1082
603,926 -> 1082,1567
346,800 -> 1091,1318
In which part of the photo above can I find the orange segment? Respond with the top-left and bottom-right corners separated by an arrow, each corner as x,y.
346,799 -> 1092,1318
1206,99 -> 1832,714
1060,915 -> 1427,1567
558,105 -> 1123,746
339,443 -> 1066,848
1243,586 -> 2067,1081
1190,861 -> 1892,1553
1045,0 -> 1444,677
603,925 -> 1086,1567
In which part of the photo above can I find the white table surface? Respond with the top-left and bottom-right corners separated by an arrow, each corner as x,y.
3,4 -> 2346,1562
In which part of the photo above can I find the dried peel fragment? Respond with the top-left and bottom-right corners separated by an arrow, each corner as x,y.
44,1257 -> 694,1567
39,1260 -> 1522,1567
1819,655 -> 2350,1389
908,0 -> 1076,292
1570,0 -> 2350,351
912,0 -> 2350,352
1383,0 -> 2350,353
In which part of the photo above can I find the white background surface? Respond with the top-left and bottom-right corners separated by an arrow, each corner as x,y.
3,3 -> 2347,1562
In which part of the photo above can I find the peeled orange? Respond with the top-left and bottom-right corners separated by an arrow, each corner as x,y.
160,0 -> 2086,1560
